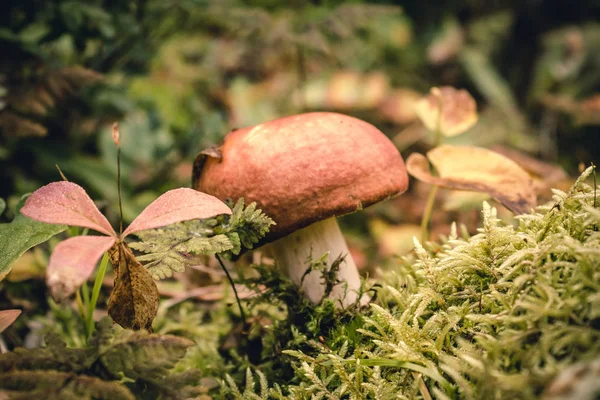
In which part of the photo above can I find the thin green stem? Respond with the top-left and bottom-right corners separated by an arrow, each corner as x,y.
420,185 -> 439,244
86,252 -> 110,340
421,101 -> 443,244
81,282 -> 90,311
215,254 -> 246,326
75,290 -> 85,323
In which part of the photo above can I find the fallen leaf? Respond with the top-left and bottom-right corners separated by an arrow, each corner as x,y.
0,197 -> 66,282
20,182 -> 116,237
491,145 -> 569,194
407,145 -> 536,214
123,188 -> 232,236
46,236 -> 116,302
0,309 -> 21,333
415,86 -> 478,137
107,241 -> 159,331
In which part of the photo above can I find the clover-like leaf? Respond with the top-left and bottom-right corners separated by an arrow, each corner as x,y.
0,309 -> 21,333
46,236 -> 116,302
407,145 -> 536,214
415,86 -> 478,137
123,188 -> 232,237
20,182 -> 116,237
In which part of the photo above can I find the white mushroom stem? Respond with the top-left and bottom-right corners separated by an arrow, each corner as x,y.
270,217 -> 368,307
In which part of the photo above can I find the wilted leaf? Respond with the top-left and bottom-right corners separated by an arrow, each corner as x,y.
406,145 -> 536,214
415,86 -> 478,136
491,145 -> 569,194
107,242 -> 159,330
20,182 -> 116,237
123,188 -> 231,237
0,309 -> 21,333
0,198 -> 66,281
46,236 -> 116,302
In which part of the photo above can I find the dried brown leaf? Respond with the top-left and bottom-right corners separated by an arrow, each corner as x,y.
107,242 -> 159,331
491,145 -> 569,194
407,145 -> 536,214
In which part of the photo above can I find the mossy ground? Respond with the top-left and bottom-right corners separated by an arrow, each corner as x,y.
199,167 -> 600,399
3,168 -> 598,399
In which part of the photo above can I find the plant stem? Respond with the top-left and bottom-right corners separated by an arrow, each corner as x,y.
421,105 -> 443,244
420,185 -> 439,244
75,290 -> 85,321
85,252 -> 110,340
117,147 -> 124,235
592,162 -> 597,208
81,282 -> 90,311
215,254 -> 246,326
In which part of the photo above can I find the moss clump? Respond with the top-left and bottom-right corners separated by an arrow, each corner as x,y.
218,167 -> 600,399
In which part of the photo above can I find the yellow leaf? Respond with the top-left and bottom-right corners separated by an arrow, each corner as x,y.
415,86 -> 478,137
407,145 -> 536,214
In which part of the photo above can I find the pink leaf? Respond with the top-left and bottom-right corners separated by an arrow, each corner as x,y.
123,188 -> 232,236
21,182 -> 116,237
0,309 -> 21,333
46,236 -> 116,302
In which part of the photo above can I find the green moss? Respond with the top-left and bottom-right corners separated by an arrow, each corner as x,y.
218,167 -> 600,399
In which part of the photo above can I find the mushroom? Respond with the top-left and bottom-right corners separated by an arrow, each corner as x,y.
192,112 -> 408,307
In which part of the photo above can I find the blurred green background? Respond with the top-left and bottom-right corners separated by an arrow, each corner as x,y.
1,0 -> 599,229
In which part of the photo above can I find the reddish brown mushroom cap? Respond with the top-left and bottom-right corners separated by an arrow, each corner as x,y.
193,112 -> 408,242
